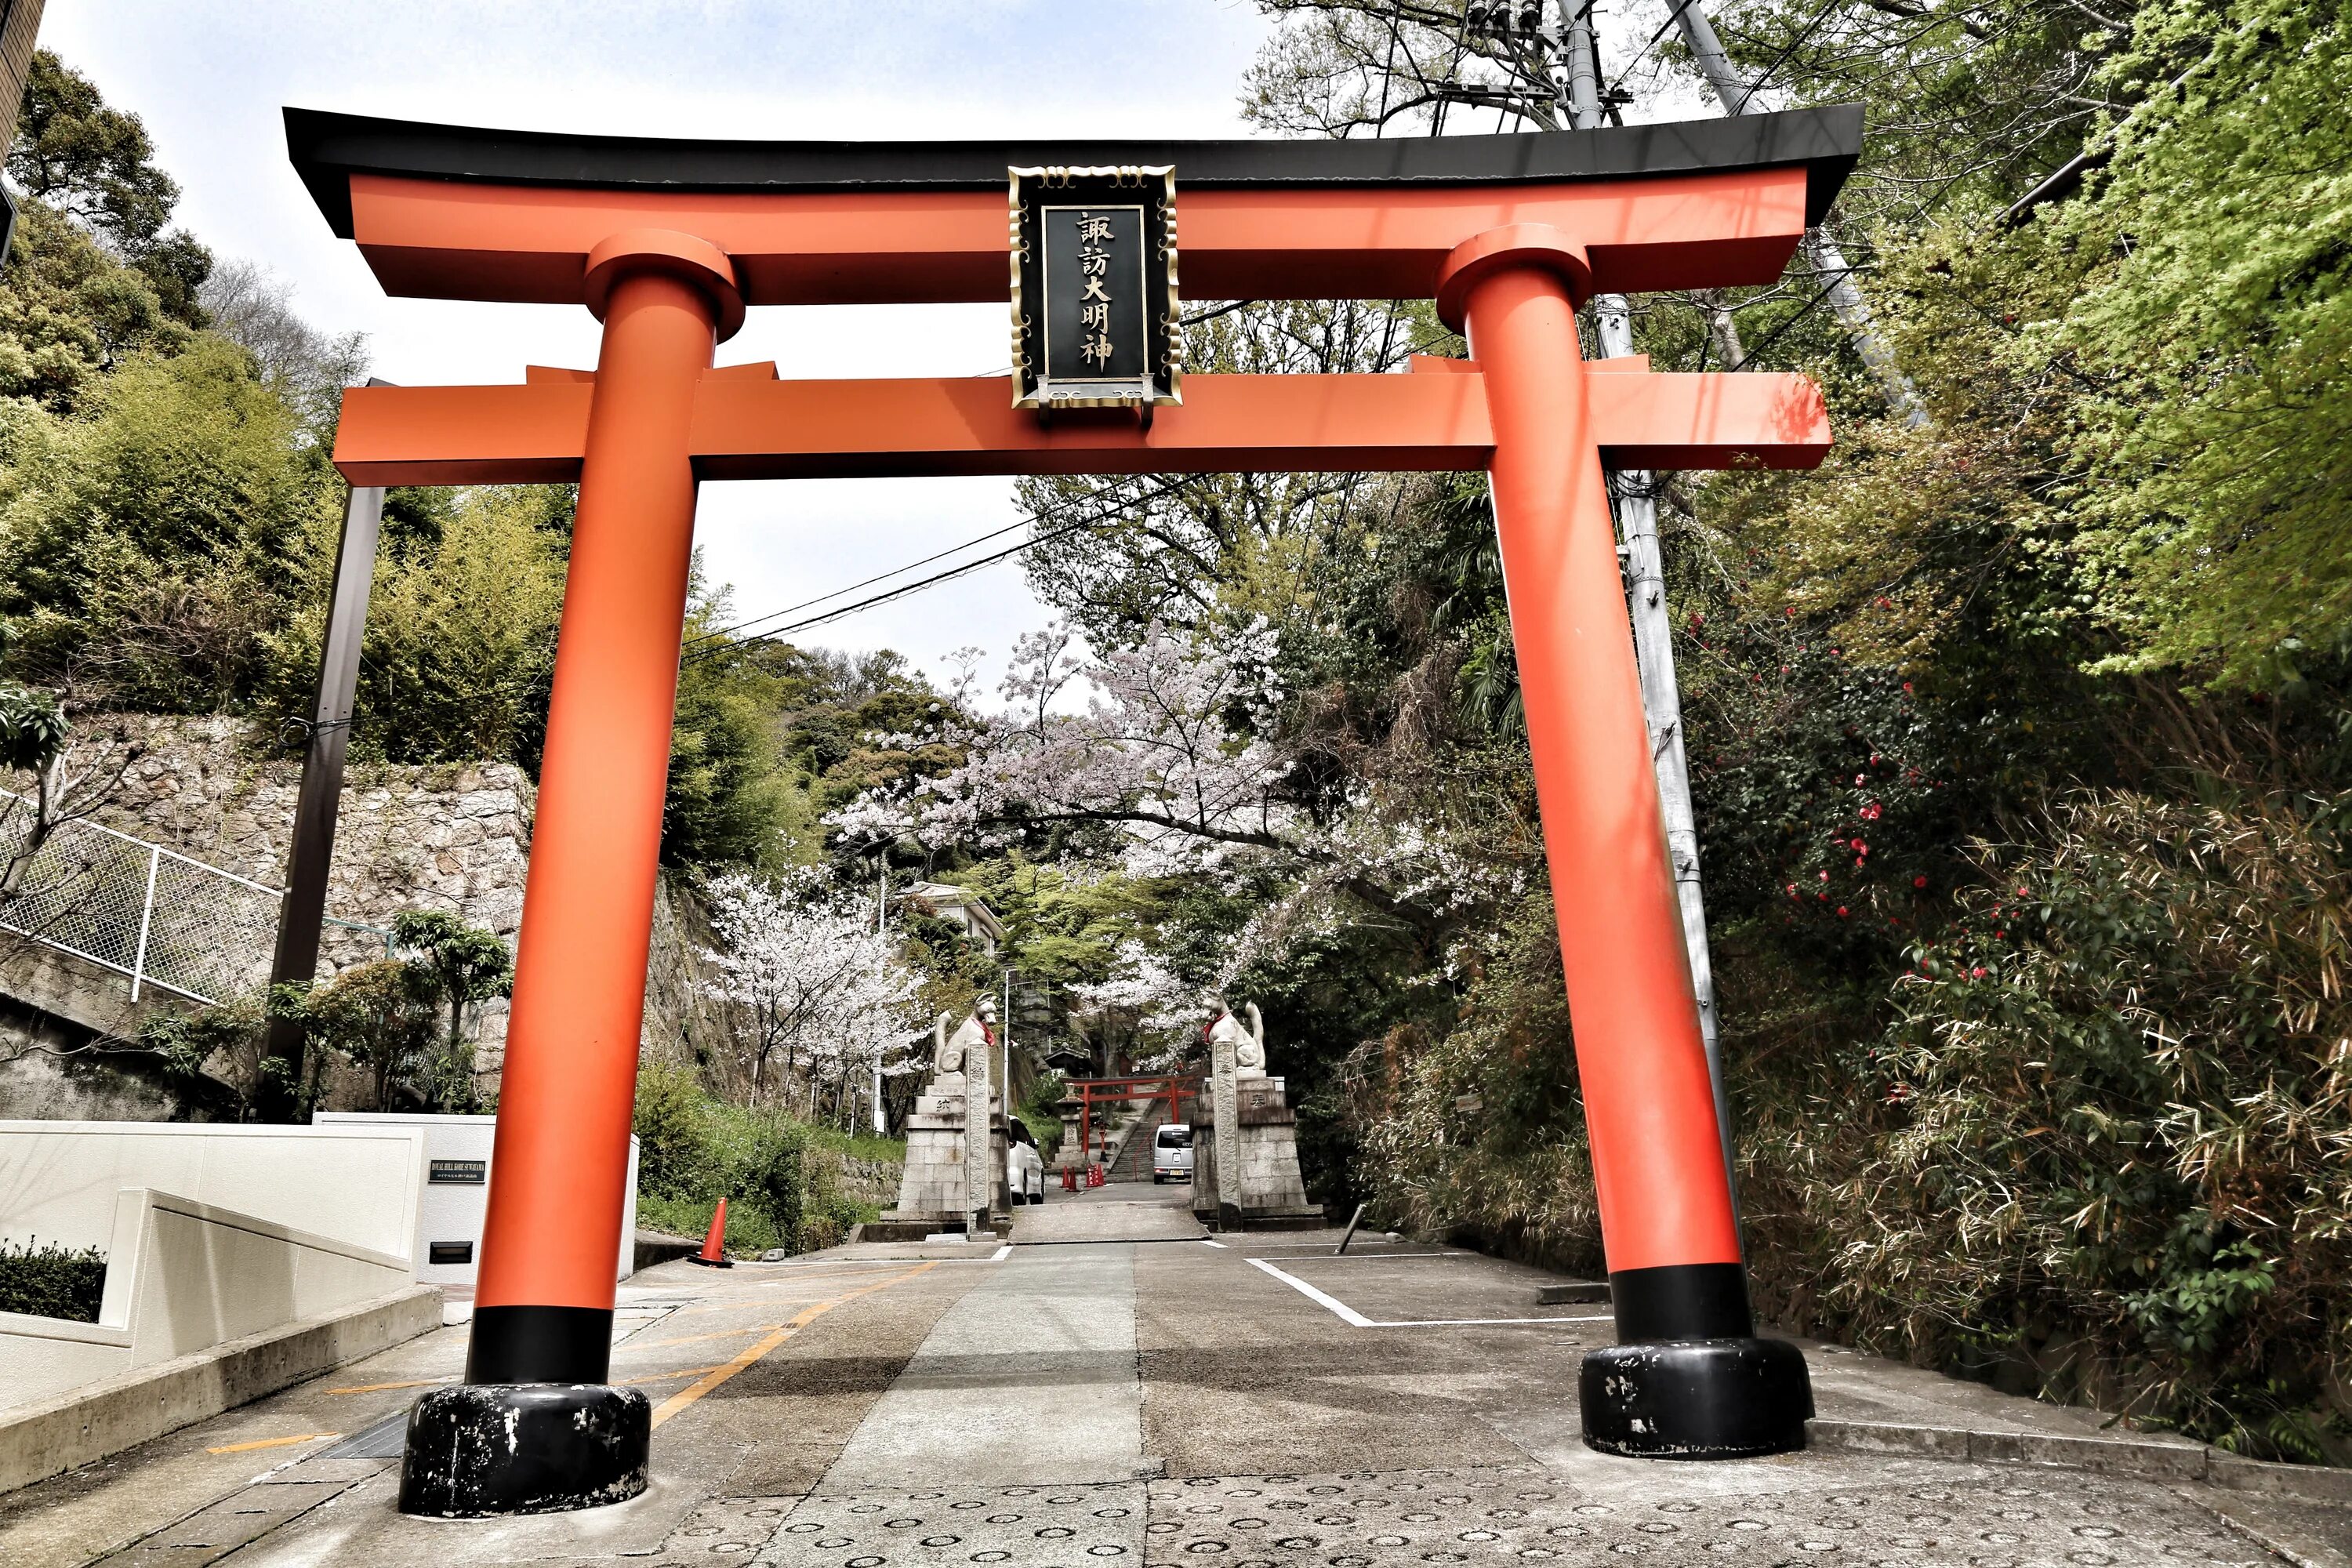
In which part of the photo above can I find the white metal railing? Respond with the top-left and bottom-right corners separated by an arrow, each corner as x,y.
0,789 -> 284,1006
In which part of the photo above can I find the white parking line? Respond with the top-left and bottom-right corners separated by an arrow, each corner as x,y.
989,1244 -> 1012,1261
1245,1258 -> 1613,1329
1200,1239 -> 1229,1248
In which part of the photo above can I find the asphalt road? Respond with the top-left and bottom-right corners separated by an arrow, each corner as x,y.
1,1192 -> 2341,1567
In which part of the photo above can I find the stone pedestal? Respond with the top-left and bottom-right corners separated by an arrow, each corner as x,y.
1192,1073 -> 1318,1229
877,1076 -> 1009,1237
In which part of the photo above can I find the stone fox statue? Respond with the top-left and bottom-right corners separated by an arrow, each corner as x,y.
934,994 -> 997,1083
1204,997 -> 1266,1077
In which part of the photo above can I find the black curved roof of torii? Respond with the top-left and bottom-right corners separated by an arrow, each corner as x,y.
283,103 -> 1863,240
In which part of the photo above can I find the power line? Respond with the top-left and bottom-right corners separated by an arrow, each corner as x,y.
681,518 -> 1087,665
682,513 -> 1039,648
683,475 -> 1200,662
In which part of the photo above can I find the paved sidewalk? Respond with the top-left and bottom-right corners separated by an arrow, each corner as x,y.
1,1225 -> 2344,1566
1010,1185 -> 1207,1244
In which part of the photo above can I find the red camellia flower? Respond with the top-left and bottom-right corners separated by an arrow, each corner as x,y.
1971,967 -> 1987,978
2016,886 -> 2030,897
1914,876 -> 1928,888
1994,929 -> 2005,939
1854,773 -> 1867,786
1853,840 -> 1869,854
1902,681 -> 1914,694
1819,870 -> 1830,881
1861,802 -> 1882,820
1836,906 -> 1849,918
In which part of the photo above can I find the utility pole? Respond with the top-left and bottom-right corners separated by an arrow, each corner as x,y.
1555,0 -> 1738,1202
261,474 -> 387,1122
1665,0 -> 1926,427
873,858 -> 887,1135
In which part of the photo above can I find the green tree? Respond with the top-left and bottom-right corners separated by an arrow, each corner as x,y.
390,909 -> 512,1105
8,50 -> 210,324
0,336 -> 326,710
268,961 -> 439,1112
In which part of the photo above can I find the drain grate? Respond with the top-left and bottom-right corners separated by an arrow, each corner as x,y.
316,1409 -> 409,1461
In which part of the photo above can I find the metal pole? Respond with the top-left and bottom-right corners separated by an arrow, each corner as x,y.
1559,2 -> 1739,1204
129,844 -> 159,1003
873,860 -> 887,1135
1664,0 -> 1926,427
262,471 -> 386,1120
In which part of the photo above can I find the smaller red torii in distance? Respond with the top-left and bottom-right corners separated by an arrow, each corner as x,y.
285,104 -> 1857,1514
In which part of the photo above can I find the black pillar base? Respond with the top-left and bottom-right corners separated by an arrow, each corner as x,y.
397,1383 -> 650,1518
1579,1338 -> 1813,1459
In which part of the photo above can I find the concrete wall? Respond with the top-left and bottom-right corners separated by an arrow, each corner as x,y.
0,1120 -> 425,1260
312,1112 -> 637,1285
0,1187 -> 414,1411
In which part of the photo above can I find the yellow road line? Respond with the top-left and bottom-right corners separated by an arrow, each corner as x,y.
650,1261 -> 938,1429
648,1324 -> 786,1347
326,1377 -> 451,1396
207,1433 -> 339,1454
617,1363 -> 731,1385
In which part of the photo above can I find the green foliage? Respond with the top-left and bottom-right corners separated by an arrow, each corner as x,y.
0,199 -> 189,407
0,336 -> 326,710
0,1236 -> 107,1322
632,1062 -> 717,1201
389,909 -> 512,1093
0,622 -> 66,772
661,586 -> 822,869
269,963 -> 439,1112
1739,790 -> 2352,1460
7,51 -> 209,326
274,485 -> 570,764
138,998 -> 275,1120
2036,0 -> 2352,684
631,1070 -> 901,1258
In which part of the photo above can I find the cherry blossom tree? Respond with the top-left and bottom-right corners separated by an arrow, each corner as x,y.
700,870 -> 923,1122
831,619 -> 1299,877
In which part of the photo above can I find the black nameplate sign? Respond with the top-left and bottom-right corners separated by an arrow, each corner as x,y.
1011,165 -> 1179,409
428,1159 -> 487,1185
428,1240 -> 474,1265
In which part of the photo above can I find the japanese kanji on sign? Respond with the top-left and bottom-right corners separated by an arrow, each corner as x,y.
1010,164 -> 1179,409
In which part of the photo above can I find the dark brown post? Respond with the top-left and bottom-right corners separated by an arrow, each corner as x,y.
259,477 -> 384,1120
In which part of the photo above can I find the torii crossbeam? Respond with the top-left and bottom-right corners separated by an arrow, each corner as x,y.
285,104 -> 1860,1515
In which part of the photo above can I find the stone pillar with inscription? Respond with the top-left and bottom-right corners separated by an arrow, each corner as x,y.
1194,1001 -> 1317,1230
879,998 -> 1004,1236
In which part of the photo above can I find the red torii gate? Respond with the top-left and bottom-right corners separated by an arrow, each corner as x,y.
1062,1074 -> 1202,1173
285,104 -> 1857,1514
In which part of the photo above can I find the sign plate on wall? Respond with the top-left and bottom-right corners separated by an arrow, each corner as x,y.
428,1158 -> 487,1185
1011,165 -> 1179,409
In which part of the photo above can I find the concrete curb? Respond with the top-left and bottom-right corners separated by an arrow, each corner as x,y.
1808,1418 -> 2352,1505
633,1228 -> 701,1272
0,1283 -> 442,1497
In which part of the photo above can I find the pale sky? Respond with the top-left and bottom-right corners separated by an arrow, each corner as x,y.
38,2 -> 1276,695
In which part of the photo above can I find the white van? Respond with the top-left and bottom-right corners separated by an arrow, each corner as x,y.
1152,1123 -> 1194,1183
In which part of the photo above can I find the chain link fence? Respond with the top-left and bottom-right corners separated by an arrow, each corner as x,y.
0,789 -> 284,1006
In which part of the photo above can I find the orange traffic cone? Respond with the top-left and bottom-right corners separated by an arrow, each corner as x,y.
690,1197 -> 733,1268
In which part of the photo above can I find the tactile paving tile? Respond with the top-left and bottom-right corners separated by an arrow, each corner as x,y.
1139,1466 -> 2273,1566
750,1482 -> 1148,1567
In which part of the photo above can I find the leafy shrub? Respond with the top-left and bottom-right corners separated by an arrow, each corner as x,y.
633,1062 -> 717,1201
631,1077 -> 894,1258
1743,789 -> 2352,1462
0,1237 -> 106,1321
